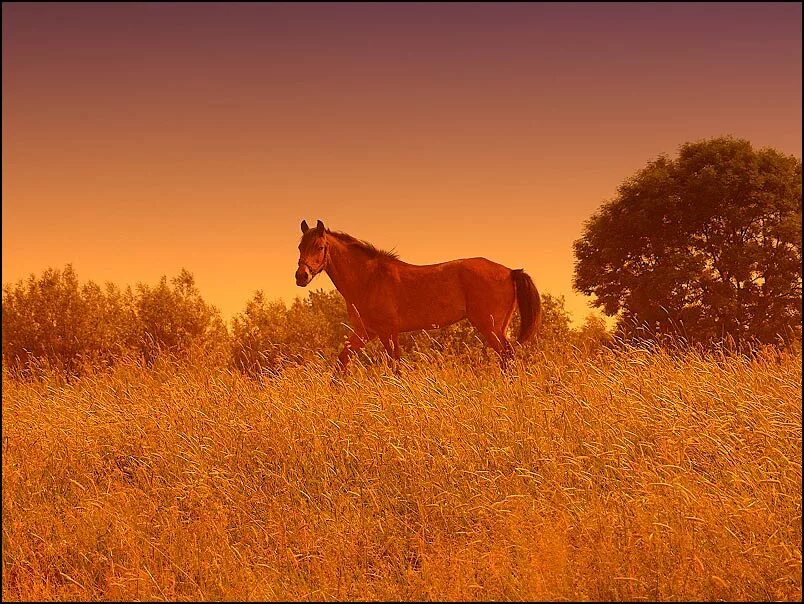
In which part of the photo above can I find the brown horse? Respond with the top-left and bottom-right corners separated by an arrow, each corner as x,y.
295,219 -> 541,371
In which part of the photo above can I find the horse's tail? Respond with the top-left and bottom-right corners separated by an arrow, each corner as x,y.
512,269 -> 541,344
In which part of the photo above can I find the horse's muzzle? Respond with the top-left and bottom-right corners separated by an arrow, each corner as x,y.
295,268 -> 311,287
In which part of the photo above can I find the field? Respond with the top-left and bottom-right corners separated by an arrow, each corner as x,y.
2,344 -> 801,601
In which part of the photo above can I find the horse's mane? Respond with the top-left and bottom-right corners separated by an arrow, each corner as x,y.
328,230 -> 399,260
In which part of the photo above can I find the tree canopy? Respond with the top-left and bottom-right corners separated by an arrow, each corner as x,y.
573,136 -> 802,345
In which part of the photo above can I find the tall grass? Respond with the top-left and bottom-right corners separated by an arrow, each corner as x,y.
2,344 -> 801,601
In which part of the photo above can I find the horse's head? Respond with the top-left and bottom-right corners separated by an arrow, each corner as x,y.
296,219 -> 329,287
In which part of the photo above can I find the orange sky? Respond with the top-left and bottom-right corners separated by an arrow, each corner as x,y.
3,3 -> 802,324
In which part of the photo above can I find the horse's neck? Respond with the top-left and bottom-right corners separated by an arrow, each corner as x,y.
325,241 -> 375,302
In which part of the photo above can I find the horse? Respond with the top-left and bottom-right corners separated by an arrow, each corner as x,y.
295,219 -> 541,371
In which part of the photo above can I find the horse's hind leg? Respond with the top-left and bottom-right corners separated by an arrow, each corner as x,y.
467,283 -> 516,369
470,317 -> 514,370
501,339 -> 516,372
490,331 -> 515,370
485,334 -> 514,371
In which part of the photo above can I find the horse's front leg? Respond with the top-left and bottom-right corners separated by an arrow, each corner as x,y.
335,331 -> 369,376
391,333 -> 402,374
378,332 -> 403,375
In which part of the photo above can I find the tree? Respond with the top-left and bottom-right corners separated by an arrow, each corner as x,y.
573,137 -> 801,346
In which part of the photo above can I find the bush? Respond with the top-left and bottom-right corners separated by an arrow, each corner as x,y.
2,266 -> 135,375
3,266 -> 614,378
231,289 -> 350,376
133,269 -> 228,365
230,288 -> 610,373
2,266 -> 227,376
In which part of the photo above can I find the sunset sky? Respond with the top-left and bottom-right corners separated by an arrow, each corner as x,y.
3,2 -> 801,324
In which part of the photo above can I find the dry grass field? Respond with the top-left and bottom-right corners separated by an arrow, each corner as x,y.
2,344 -> 801,601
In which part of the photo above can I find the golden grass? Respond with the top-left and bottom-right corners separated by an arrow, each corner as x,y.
2,345 -> 801,601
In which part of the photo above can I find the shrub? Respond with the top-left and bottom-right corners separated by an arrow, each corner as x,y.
231,289 -> 350,376
2,266 -> 227,376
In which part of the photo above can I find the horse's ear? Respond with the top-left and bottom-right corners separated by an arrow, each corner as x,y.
316,220 -> 325,233
301,220 -> 309,233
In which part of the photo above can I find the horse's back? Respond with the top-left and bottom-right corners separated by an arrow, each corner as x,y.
457,257 -> 514,282
393,257 -> 515,326
398,256 -> 511,278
